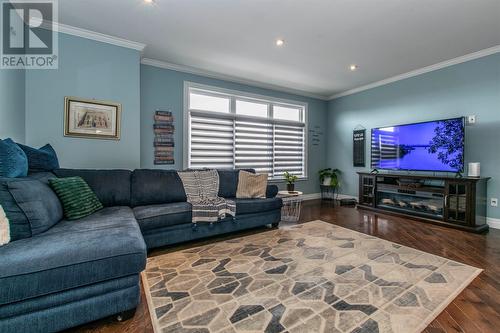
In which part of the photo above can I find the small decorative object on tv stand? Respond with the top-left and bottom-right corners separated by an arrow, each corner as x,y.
357,172 -> 490,233
468,162 -> 480,177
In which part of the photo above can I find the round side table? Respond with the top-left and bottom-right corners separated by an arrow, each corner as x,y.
277,191 -> 303,222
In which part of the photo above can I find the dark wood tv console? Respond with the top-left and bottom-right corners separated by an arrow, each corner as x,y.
357,172 -> 490,233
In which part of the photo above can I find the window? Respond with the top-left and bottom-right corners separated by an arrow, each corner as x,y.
189,92 -> 230,113
184,82 -> 307,180
273,105 -> 302,121
236,100 -> 268,118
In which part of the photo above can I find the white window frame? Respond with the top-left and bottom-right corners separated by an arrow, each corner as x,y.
183,81 -> 308,181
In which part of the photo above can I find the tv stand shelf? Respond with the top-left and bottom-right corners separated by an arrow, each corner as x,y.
357,172 -> 490,233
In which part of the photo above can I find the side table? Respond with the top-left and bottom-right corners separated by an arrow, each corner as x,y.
277,191 -> 303,222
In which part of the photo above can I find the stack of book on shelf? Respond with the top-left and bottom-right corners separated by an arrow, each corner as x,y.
154,110 -> 174,165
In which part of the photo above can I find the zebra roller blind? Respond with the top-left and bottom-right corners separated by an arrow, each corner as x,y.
186,83 -> 307,180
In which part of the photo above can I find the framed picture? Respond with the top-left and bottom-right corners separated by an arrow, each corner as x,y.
64,97 -> 121,140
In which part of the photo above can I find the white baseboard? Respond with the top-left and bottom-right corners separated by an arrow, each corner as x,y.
300,193 -> 499,230
487,217 -> 500,230
300,193 -> 357,201
337,194 -> 358,201
301,193 -> 321,201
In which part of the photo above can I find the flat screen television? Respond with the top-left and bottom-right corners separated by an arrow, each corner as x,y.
371,117 -> 465,172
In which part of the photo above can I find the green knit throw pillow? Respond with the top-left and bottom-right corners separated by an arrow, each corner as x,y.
49,177 -> 103,220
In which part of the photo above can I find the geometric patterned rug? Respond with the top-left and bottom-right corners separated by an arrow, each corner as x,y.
142,220 -> 482,333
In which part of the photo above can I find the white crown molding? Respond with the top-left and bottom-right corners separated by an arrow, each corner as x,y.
329,45 -> 500,100
34,18 -> 146,51
32,18 -> 499,101
141,58 -> 330,101
58,23 -> 146,51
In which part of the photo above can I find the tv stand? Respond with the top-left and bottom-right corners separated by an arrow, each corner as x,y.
357,172 -> 489,233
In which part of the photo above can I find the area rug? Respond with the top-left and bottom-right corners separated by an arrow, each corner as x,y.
142,220 -> 481,333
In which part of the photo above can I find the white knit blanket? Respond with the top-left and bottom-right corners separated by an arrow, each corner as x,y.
0,205 -> 10,246
177,170 -> 236,223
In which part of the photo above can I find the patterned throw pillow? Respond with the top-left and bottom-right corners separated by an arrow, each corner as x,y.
49,177 -> 103,220
236,170 -> 268,199
0,138 -> 28,178
0,205 -> 10,246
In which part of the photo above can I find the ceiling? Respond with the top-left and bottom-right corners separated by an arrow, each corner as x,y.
58,0 -> 500,99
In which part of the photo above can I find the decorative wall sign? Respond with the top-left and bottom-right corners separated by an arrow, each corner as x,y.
353,128 -> 366,167
309,125 -> 323,146
154,110 -> 174,165
64,97 -> 121,140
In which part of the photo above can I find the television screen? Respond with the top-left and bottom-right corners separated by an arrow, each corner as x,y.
371,117 -> 465,172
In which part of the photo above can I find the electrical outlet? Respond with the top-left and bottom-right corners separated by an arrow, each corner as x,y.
467,115 -> 476,124
491,198 -> 498,207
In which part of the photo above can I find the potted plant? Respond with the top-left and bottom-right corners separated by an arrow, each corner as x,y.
283,171 -> 298,192
319,168 -> 341,201
319,168 -> 341,188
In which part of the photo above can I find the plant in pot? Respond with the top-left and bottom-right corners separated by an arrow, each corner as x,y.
284,171 -> 298,192
319,168 -> 341,187
319,168 -> 341,200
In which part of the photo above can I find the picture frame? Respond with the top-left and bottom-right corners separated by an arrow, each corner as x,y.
64,97 -> 121,140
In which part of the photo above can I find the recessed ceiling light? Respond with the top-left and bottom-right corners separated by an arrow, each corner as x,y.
144,0 -> 154,3
350,64 -> 358,71
276,39 -> 285,47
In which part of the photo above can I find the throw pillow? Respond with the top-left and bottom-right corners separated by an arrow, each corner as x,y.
49,177 -> 103,220
17,143 -> 60,172
0,205 -> 10,246
0,138 -> 28,178
6,178 -> 64,237
236,170 -> 268,198
0,179 -> 31,241
217,169 -> 254,198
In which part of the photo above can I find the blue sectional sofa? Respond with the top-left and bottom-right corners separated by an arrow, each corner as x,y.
0,169 -> 282,333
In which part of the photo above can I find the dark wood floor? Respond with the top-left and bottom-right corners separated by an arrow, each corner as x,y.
71,200 -> 500,333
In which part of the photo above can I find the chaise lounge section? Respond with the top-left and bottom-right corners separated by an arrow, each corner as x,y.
0,169 -> 281,332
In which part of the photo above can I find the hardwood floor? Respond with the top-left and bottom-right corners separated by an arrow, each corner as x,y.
69,200 -> 500,333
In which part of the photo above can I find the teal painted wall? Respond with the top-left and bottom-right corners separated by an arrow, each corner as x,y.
141,64 -> 328,194
0,69 -> 25,143
25,33 -> 141,169
327,53 -> 500,219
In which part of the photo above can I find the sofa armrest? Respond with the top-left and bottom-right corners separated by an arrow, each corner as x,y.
266,184 -> 279,198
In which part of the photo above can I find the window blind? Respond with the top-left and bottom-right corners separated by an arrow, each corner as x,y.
186,85 -> 307,180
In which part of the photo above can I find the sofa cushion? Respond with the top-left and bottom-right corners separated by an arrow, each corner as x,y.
1,178 -> 63,239
17,143 -> 59,172
133,202 -> 192,232
0,139 -> 28,178
266,184 -> 279,198
53,169 -> 131,207
49,177 -> 103,220
0,179 -> 30,241
131,169 -> 186,206
236,171 -> 268,198
27,171 -> 57,184
0,173 -> 59,242
0,206 -> 146,305
235,198 -> 282,215
217,169 -> 254,198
